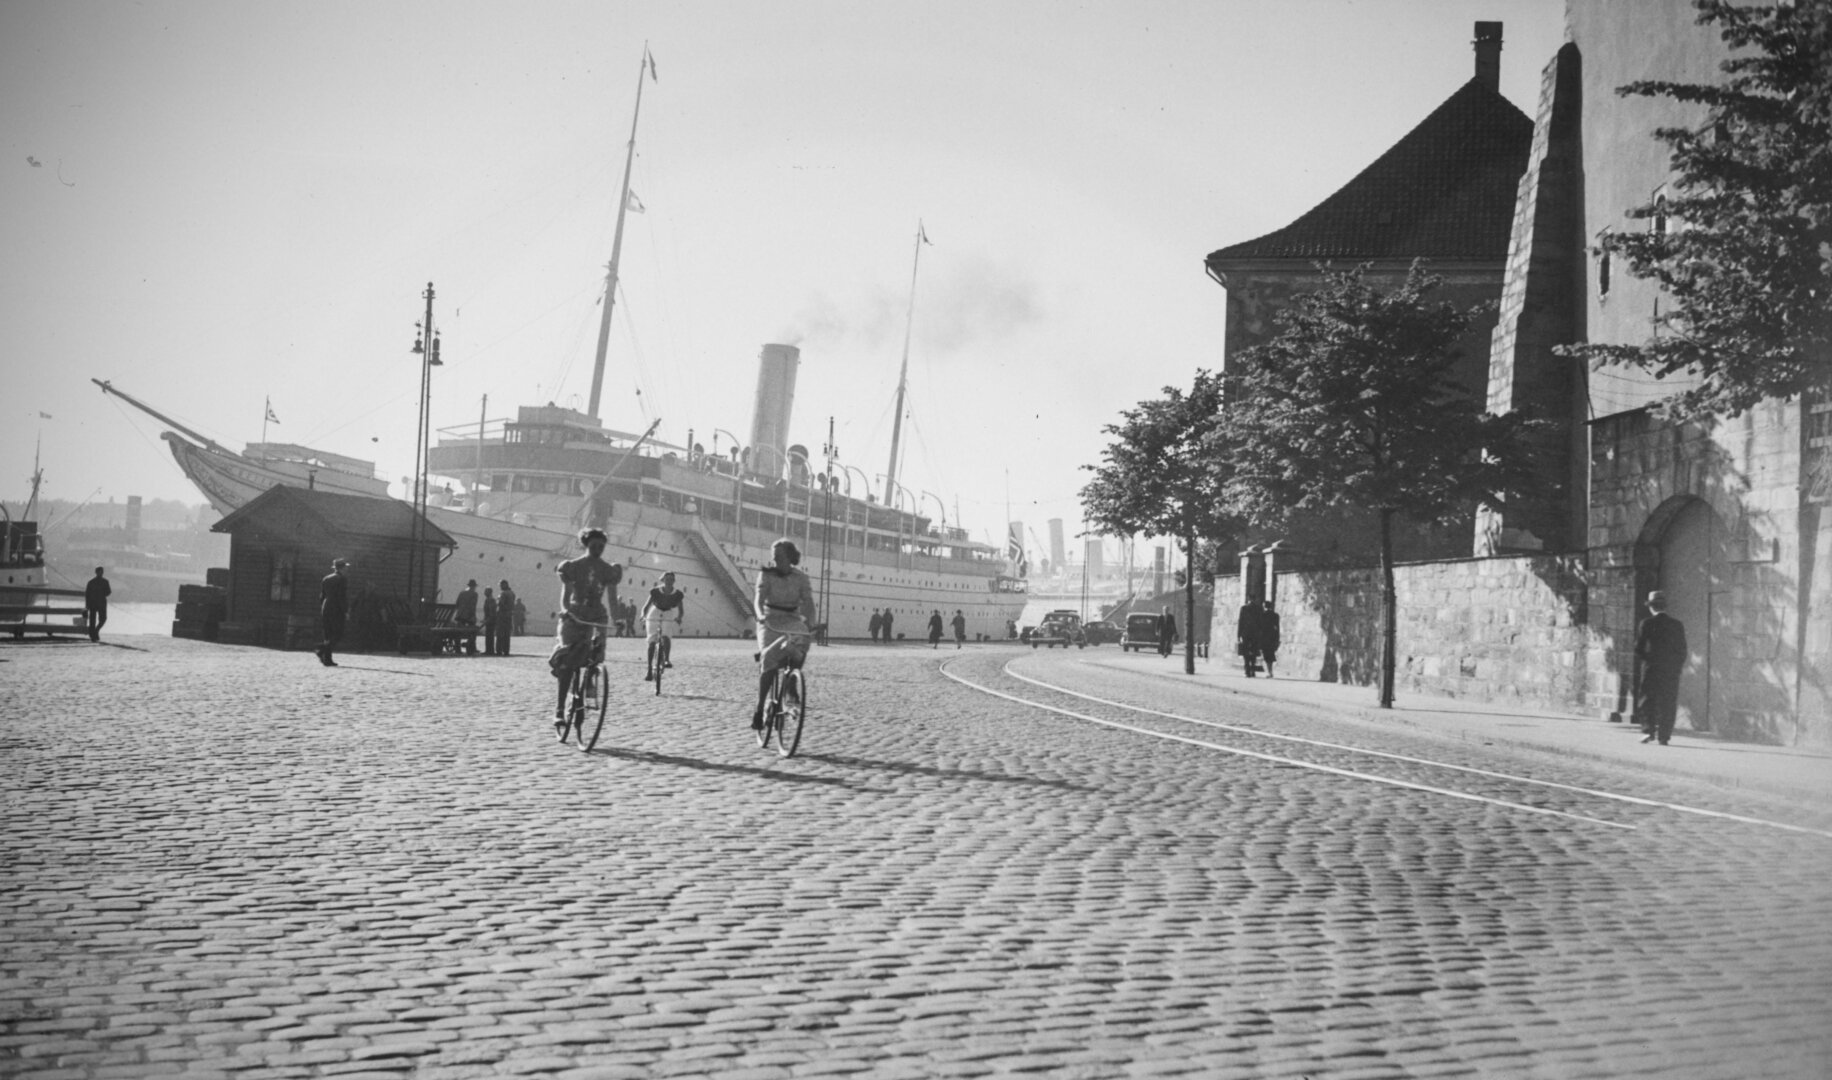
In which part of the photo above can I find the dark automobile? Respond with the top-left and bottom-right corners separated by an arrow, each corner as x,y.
1082,619 -> 1123,646
1121,612 -> 1179,652
1029,611 -> 1085,649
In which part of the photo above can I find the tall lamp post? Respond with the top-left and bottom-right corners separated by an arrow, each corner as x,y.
408,282 -> 442,614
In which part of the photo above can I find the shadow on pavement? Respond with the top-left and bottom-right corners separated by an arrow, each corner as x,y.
584,745 -> 879,790
796,751 -> 1095,792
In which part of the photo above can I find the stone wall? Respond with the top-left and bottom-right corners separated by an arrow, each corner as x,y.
1236,554 -> 1593,713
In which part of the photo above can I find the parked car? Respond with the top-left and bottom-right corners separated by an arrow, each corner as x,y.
1082,619 -> 1123,646
1029,610 -> 1086,649
1121,611 -> 1179,652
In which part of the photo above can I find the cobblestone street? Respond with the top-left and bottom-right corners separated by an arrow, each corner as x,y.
4,636 -> 1830,1079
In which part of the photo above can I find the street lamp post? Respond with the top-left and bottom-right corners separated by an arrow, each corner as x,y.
408,282 -> 443,615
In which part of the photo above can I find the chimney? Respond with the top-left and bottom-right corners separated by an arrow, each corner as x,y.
1473,22 -> 1502,93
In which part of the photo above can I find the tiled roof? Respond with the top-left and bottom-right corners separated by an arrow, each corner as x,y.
213,486 -> 455,546
1206,79 -> 1532,266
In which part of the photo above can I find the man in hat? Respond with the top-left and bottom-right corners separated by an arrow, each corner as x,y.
318,558 -> 351,666
482,586 -> 498,656
454,579 -> 480,654
495,579 -> 517,657
1633,590 -> 1688,745
83,566 -> 112,643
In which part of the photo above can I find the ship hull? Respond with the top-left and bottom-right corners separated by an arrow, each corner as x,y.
165,434 -> 1025,640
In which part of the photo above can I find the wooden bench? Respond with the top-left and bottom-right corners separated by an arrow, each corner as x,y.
396,602 -> 479,655
1,585 -> 94,640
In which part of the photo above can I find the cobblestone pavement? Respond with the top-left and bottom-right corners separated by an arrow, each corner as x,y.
3,636 -> 1829,1079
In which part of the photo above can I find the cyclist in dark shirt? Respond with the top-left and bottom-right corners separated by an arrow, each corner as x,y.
642,571 -> 685,681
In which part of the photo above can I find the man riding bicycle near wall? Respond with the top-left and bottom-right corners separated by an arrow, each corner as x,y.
642,571 -> 684,681
550,527 -> 622,736
752,537 -> 816,732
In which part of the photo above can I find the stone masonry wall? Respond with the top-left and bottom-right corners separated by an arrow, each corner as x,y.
1258,554 -> 1593,713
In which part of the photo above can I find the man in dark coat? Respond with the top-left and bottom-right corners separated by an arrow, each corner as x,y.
84,566 -> 111,643
881,608 -> 895,643
1236,601 -> 1262,676
1157,606 -> 1176,658
454,580 -> 479,654
496,580 -> 517,657
1259,600 -> 1282,678
868,608 -> 883,643
951,610 -> 967,649
482,587 -> 499,656
317,558 -> 350,666
1634,590 -> 1688,745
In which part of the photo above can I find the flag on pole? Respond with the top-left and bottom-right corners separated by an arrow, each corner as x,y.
39,411 -> 53,419
918,220 -> 931,246
646,47 -> 658,82
626,190 -> 646,214
1007,522 -> 1027,578
265,398 -> 280,425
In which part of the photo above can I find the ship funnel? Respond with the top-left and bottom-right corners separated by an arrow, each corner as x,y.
749,344 -> 800,479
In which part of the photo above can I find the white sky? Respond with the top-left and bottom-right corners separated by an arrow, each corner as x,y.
3,0 -> 1565,550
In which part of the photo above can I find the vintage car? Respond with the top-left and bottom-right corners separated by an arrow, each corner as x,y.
1121,611 -> 1179,652
1082,619 -> 1124,646
1028,610 -> 1086,649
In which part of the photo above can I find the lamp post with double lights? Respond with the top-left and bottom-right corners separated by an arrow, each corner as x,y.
407,282 -> 443,615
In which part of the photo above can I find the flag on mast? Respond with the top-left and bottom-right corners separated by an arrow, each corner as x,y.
646,47 -> 658,82
265,398 -> 280,425
918,220 -> 931,246
1007,522 -> 1027,578
626,190 -> 646,214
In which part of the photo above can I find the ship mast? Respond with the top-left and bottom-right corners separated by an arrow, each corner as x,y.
91,379 -> 233,455
883,221 -> 928,499
587,46 -> 656,423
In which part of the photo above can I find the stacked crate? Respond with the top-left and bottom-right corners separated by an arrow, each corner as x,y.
172,583 -> 226,640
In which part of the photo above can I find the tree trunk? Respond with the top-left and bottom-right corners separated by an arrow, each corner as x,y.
1379,507 -> 1397,709
1183,527 -> 1197,675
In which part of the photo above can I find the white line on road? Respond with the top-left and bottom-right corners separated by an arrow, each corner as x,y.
1003,661 -> 1832,841
940,659 -> 1635,831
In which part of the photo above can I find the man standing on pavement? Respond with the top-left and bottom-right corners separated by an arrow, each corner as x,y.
496,580 -> 517,657
951,609 -> 967,649
868,608 -> 883,643
482,587 -> 498,656
454,579 -> 480,655
317,558 -> 350,667
1259,599 -> 1282,678
1235,600 -> 1263,676
881,607 -> 894,644
83,566 -> 111,643
1634,590 -> 1688,745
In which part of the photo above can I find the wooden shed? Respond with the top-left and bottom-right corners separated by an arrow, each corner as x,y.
211,486 -> 455,650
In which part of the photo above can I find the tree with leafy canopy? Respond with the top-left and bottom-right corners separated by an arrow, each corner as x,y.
1557,0 -> 1831,419
1081,370 -> 1243,675
1219,261 -> 1542,707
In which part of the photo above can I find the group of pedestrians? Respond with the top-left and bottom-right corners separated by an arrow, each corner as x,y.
452,578 -> 522,657
925,609 -> 968,649
868,608 -> 894,642
1234,599 -> 1281,677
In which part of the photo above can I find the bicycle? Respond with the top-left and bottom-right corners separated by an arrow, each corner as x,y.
556,617 -> 612,752
644,615 -> 678,696
755,631 -> 811,758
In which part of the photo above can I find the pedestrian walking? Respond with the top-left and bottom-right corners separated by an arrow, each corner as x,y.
951,609 -> 967,648
927,610 -> 944,648
454,579 -> 480,654
482,587 -> 499,656
1157,606 -> 1177,658
496,580 -> 517,657
317,558 -> 350,666
868,608 -> 883,643
1236,601 -> 1263,677
83,566 -> 111,643
1259,599 -> 1281,678
513,597 -> 527,635
1634,590 -> 1687,745
881,608 -> 895,643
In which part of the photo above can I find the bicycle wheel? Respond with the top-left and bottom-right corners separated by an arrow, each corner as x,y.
652,641 -> 664,696
775,669 -> 805,758
576,661 -> 609,751
557,667 -> 583,744
756,676 -> 777,750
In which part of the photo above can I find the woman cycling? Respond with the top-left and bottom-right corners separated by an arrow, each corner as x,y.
752,538 -> 816,731
549,527 -> 622,735
642,571 -> 685,681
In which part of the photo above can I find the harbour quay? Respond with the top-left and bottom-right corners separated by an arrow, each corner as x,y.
4,633 -> 1831,1079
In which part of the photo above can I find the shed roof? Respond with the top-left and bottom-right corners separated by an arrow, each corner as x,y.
212,486 -> 455,547
1205,79 -> 1532,267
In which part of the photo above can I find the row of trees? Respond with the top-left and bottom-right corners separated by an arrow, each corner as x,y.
1081,0 -> 1829,707
1081,262 -> 1535,707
